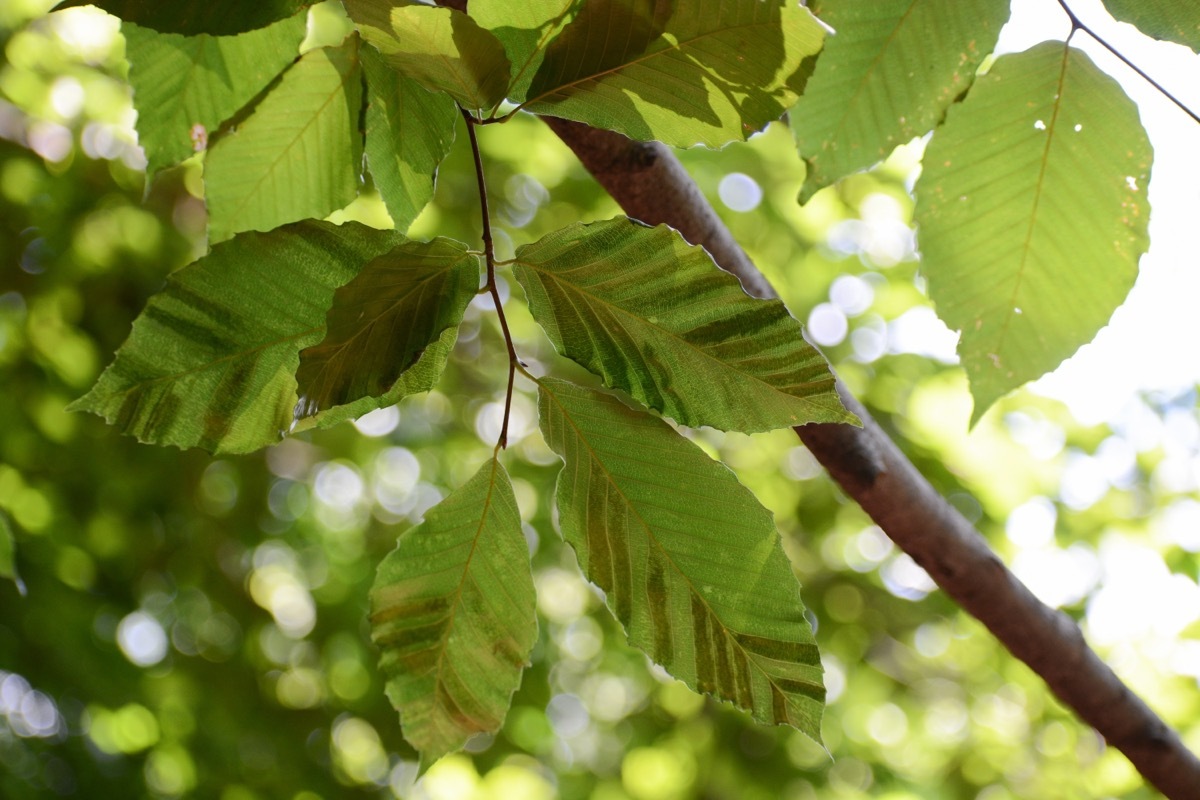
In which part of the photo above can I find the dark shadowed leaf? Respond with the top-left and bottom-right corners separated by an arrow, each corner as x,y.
371,458 -> 536,765
1101,0 -> 1200,52
55,0 -> 312,35
914,42 -> 1151,424
362,47 -> 459,232
204,39 -> 362,244
295,239 -> 480,418
538,378 -> 824,740
471,0 -> 578,103
70,222 -> 406,453
791,0 -> 1009,202
123,13 -> 307,178
521,0 -> 825,147
513,217 -> 852,432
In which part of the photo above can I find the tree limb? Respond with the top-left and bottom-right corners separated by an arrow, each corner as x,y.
543,116 -> 1200,800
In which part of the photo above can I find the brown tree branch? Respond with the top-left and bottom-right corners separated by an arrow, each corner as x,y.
543,116 -> 1200,799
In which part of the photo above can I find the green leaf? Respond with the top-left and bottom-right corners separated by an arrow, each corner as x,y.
471,0 -> 577,103
70,221 -> 406,453
513,217 -> 853,432
295,239 -> 480,418
344,1 -> 511,111
914,42 -> 1151,424
0,513 -> 21,593
204,39 -> 363,244
123,13 -> 307,178
1101,0 -> 1200,52
371,457 -> 536,765
791,0 -> 1009,202
538,378 -> 824,740
362,46 -> 459,232
521,0 -> 825,148
55,0 -> 312,35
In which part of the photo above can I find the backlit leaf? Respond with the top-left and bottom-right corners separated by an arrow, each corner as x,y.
471,0 -> 577,103
538,378 -> 824,740
1101,0 -> 1200,52
371,458 -> 536,764
362,46 -> 459,232
295,239 -> 479,418
123,12 -> 307,178
345,1 -> 511,111
513,217 -> 852,432
56,0 -> 312,35
204,39 -> 362,244
914,42 -> 1151,424
70,221 -> 407,453
791,0 -> 1009,202
522,0 -> 825,148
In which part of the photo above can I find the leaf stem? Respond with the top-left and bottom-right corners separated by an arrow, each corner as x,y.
463,107 -> 521,450
1055,0 -> 1200,125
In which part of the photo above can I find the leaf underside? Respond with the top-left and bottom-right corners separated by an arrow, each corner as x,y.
371,458 -> 537,765
522,0 -> 826,148
914,42 -> 1151,424
55,0 -> 312,35
538,378 -> 824,741
514,217 -> 853,433
471,0 -> 577,103
792,0 -> 1010,202
1101,0 -> 1200,52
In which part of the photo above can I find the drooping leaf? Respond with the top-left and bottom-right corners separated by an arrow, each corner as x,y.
1101,0 -> 1200,52
361,46 -> 459,232
70,221 -> 407,453
513,217 -> 853,432
295,239 -> 480,418
204,39 -> 363,244
55,0 -> 312,35
521,0 -> 826,148
538,378 -> 824,740
123,13 -> 308,178
344,1 -> 511,111
371,457 -> 536,765
914,42 -> 1151,424
791,0 -> 1009,202
471,0 -> 578,104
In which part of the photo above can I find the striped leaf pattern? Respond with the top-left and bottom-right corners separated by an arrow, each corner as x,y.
914,43 -> 1151,423
538,378 -> 824,740
513,217 -> 853,433
123,12 -> 307,178
791,0 -> 1009,202
71,221 -> 407,453
521,0 -> 825,148
295,239 -> 479,418
204,39 -> 362,243
371,458 -> 536,764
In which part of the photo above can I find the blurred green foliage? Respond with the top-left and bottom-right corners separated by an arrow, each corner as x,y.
1,4 -> 1199,799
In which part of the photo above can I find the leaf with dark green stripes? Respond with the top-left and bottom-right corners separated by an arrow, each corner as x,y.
1101,0 -> 1200,52
371,457 -> 536,765
914,42 -> 1151,424
513,217 -> 853,433
70,221 -> 409,453
295,239 -> 480,419
362,46 -> 459,232
56,0 -> 312,35
538,378 -> 824,740
521,0 -> 825,147
204,39 -> 363,244
123,12 -> 307,178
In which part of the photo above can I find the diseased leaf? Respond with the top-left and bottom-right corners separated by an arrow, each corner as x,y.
1101,0 -> 1200,52
471,0 -> 578,104
371,458 -> 536,765
345,1 -> 511,111
55,0 -> 312,35
914,42 -> 1151,424
522,0 -> 825,148
70,221 -> 408,453
538,378 -> 824,740
791,0 -> 1009,202
362,46 -> 459,232
123,12 -> 308,178
295,239 -> 479,418
204,39 -> 363,244
513,217 -> 852,432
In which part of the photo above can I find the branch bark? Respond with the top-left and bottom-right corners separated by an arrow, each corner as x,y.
543,116 -> 1200,800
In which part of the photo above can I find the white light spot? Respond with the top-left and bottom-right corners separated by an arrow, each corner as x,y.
117,611 -> 169,667
546,693 -> 589,737
352,405 -> 399,437
49,77 -> 85,119
1006,497 -> 1057,548
314,462 -> 364,511
717,172 -> 763,212
1074,123 -> 1083,132
1034,119 -> 1046,130
829,275 -> 874,316
1125,175 -> 1139,191
807,302 -> 848,346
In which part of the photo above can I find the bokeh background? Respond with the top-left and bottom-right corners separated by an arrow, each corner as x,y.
2,2 -> 1200,798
